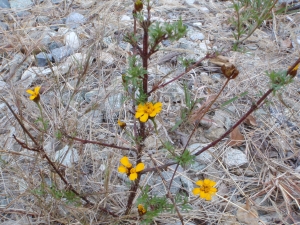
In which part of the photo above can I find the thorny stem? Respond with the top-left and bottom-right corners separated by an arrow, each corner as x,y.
168,78 -> 231,190
65,134 -> 137,152
148,53 -> 215,95
142,88 -> 274,174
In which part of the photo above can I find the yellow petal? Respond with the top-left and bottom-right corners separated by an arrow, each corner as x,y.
29,95 -> 36,100
34,86 -> 41,93
118,166 -> 128,173
129,172 -> 137,180
196,180 -> 204,186
135,111 -> 144,119
210,187 -> 217,193
135,163 -> 145,172
26,89 -> 35,95
192,188 -> 200,195
140,113 -> 148,122
120,156 -> 132,168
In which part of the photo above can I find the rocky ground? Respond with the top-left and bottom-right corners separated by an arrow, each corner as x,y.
0,0 -> 300,224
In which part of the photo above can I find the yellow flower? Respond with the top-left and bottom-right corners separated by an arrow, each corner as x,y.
117,120 -> 126,129
138,204 -> 146,216
192,179 -> 217,201
26,86 -> 41,102
118,156 -> 145,181
135,102 -> 162,122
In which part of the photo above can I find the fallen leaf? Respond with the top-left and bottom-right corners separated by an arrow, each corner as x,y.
209,55 -> 230,66
189,95 -> 216,124
227,126 -> 244,147
244,114 -> 257,126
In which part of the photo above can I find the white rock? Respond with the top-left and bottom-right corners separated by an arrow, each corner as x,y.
99,52 -> 114,64
199,7 -> 210,13
185,0 -> 195,4
55,145 -> 78,167
224,148 -> 248,168
20,67 -> 46,87
121,15 -> 131,21
65,31 -> 81,50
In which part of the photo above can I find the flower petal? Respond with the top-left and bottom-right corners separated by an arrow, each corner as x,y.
192,188 -> 201,195
120,156 -> 132,168
196,180 -> 204,187
135,111 -> 144,119
34,86 -> 41,94
26,89 -> 35,95
140,113 -> 148,122
118,166 -> 128,173
129,172 -> 138,180
135,163 -> 145,172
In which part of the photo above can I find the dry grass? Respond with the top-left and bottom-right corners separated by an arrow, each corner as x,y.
0,0 -> 300,224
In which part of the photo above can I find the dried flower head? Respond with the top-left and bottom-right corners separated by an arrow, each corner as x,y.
192,179 -> 217,201
118,156 -> 145,181
135,102 -> 162,122
138,204 -> 146,216
26,86 -> 41,102
117,120 -> 126,129
134,0 -> 143,12
288,63 -> 299,77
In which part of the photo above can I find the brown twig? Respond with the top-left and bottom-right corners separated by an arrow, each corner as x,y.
64,134 -> 137,152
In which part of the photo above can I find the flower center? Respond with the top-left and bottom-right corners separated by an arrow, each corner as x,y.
201,185 -> 210,193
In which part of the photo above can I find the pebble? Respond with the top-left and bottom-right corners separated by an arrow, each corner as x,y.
51,46 -> 73,62
48,41 -> 64,51
55,145 -> 78,167
189,31 -> 205,41
10,0 -> 33,8
65,31 -> 81,50
35,52 -> 53,67
51,0 -> 62,3
0,0 -> 10,8
0,21 -> 9,30
224,148 -> 248,168
36,16 -> 50,24
199,7 -> 210,13
185,0 -> 195,5
65,12 -> 86,29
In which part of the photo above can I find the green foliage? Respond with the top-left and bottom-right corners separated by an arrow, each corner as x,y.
231,0 -> 277,44
178,57 -> 194,70
267,70 -> 293,94
137,186 -> 174,224
55,130 -> 62,139
149,18 -> 187,50
35,117 -> 49,131
174,150 -> 195,167
221,91 -> 248,107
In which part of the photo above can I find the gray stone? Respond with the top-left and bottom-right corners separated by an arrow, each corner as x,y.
65,31 -> 81,50
48,42 -> 63,51
20,67 -> 44,87
51,46 -> 73,62
185,0 -> 195,5
189,31 -> 205,41
0,21 -> 8,30
50,19 -> 65,31
187,143 -> 216,164
10,0 -> 32,8
199,7 -> 210,13
224,147 -> 248,168
36,16 -> 50,24
16,11 -> 31,17
51,0 -> 62,3
204,126 -> 226,141
36,52 -> 53,67
0,0 -> 10,8
65,12 -> 86,29
55,145 -> 78,167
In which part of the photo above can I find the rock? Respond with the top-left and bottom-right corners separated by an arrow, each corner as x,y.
199,7 -> 210,13
51,46 -> 73,63
144,135 -> 163,150
295,165 -> 300,173
35,52 -> 53,67
193,22 -> 202,29
65,12 -> 86,29
189,31 -> 205,41
55,145 -> 78,167
51,0 -> 62,4
224,147 -> 248,168
65,31 -> 81,50
36,16 -> 50,24
204,126 -> 226,141
48,42 -> 63,51
98,52 -> 114,64
50,19 -> 65,31
187,143 -> 216,164
0,21 -> 8,30
160,79 -> 185,104
10,0 -> 33,8
0,0 -> 10,8
120,15 -> 131,21
20,67 -> 45,87
78,0 -> 95,8
185,0 -> 195,5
